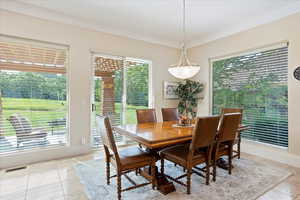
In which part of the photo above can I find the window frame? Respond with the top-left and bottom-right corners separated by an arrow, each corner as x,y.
89,51 -> 153,147
0,35 -> 70,155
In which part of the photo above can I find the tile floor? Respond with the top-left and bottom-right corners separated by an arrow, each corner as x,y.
0,151 -> 300,200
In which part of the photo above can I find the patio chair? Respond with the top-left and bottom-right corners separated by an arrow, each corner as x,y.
8,114 -> 48,147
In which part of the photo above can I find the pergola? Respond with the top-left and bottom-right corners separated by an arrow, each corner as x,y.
94,56 -> 139,115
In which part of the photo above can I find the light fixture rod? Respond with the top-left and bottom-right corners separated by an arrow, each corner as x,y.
183,0 -> 186,46
168,0 -> 201,80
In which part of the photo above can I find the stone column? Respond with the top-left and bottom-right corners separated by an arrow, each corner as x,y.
101,76 -> 115,115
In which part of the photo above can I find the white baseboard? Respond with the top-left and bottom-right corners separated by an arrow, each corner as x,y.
241,140 -> 300,168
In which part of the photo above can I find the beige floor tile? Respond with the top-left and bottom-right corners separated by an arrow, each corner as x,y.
271,179 -> 300,198
257,190 -> 294,200
73,155 -> 95,162
0,190 -> 26,200
58,167 -> 79,181
27,170 -> 60,189
57,158 -> 78,168
28,160 -> 59,173
0,175 -> 28,196
64,193 -> 89,200
26,183 -> 64,200
62,179 -> 85,196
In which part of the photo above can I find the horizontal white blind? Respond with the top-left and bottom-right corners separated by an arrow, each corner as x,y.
212,46 -> 288,147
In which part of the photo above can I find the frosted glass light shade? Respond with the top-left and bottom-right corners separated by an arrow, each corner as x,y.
168,65 -> 200,79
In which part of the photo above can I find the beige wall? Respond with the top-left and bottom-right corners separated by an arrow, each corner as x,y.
0,10 -> 179,168
189,12 -> 300,156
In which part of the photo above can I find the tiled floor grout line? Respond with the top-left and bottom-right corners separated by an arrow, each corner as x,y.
57,166 -> 66,200
24,169 -> 30,200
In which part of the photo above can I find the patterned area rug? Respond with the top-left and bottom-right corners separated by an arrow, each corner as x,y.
74,158 -> 292,200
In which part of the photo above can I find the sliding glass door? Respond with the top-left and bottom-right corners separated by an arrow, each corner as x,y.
91,54 -> 150,148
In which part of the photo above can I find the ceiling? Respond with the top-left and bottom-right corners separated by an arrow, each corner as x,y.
2,0 -> 300,48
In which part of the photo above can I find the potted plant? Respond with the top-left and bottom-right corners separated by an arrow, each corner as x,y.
174,80 -> 204,125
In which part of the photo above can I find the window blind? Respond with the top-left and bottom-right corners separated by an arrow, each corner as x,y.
212,45 -> 288,147
0,39 -> 68,155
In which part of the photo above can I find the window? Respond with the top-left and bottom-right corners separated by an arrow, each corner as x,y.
212,44 -> 288,147
0,38 -> 68,154
92,54 -> 150,148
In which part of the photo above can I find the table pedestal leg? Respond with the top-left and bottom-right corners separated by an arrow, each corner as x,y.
139,166 -> 176,195
138,148 -> 176,195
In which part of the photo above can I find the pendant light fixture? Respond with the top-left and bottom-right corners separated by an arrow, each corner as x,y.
168,0 -> 200,79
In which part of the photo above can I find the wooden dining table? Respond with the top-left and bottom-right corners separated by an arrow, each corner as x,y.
115,121 -> 248,150
114,120 -> 249,194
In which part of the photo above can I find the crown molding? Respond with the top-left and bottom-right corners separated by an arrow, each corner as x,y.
0,0 -> 180,49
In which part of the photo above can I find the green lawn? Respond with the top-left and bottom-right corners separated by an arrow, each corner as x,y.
1,98 -> 146,136
94,101 -> 147,124
1,98 -> 66,136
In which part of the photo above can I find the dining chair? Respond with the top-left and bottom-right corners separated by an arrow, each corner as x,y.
221,108 -> 243,159
161,108 -> 179,122
136,109 -> 157,124
160,116 -> 220,194
96,115 -> 156,200
214,113 -> 242,177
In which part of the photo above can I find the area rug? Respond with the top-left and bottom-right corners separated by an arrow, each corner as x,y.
74,158 -> 292,200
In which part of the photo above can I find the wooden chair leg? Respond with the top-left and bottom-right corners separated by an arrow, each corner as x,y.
213,159 -> 217,182
238,137 -> 241,159
206,161 -> 210,185
117,173 -> 122,200
160,157 -> 164,175
187,169 -> 192,195
228,146 -> 233,175
151,162 -> 156,189
106,160 -> 110,185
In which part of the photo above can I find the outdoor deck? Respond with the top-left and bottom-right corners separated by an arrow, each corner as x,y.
0,130 -> 67,154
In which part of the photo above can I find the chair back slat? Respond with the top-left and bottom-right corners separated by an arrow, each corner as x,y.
95,115 -> 120,164
136,109 -> 157,124
218,113 -> 242,142
190,116 -> 220,151
161,108 -> 179,122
